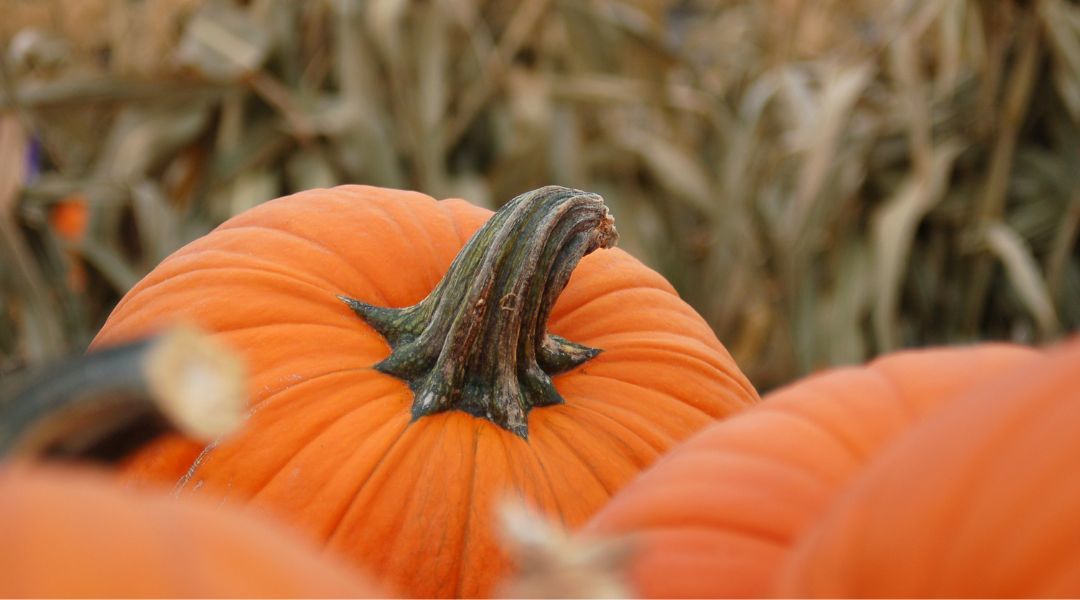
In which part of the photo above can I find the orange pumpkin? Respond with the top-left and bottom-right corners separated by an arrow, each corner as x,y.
91,185 -> 758,597
0,465 -> 381,597
775,338 -> 1080,597
49,195 -> 90,292
583,343 -> 1038,597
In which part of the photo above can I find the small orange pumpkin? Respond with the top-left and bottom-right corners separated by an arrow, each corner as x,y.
775,337 -> 1080,597
91,185 -> 758,597
0,465 -> 381,597
583,343 -> 1038,597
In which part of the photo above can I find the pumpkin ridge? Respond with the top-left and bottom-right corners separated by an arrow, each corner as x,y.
102,241 -> 217,319
322,415 -> 417,547
368,192 -> 446,289
644,520 -> 792,547
436,198 -> 471,247
366,417 -> 456,584
547,408 -> 656,495
218,223 -> 394,305
176,377 -> 405,502
396,192 -> 459,288
629,450 -> 829,537
452,422 -> 482,599
626,334 -> 751,380
213,321 -> 370,341
570,372 -> 715,424
554,392 -> 671,454
107,265 -> 354,329
541,413 -> 617,498
559,402 -> 664,462
866,362 -> 921,422
244,392 -> 409,508
526,430 -> 572,529
585,336 -> 755,397
765,403 -> 869,469
583,356 -> 749,418
250,368 -> 389,416
550,281 -> 678,326
246,396 -> 410,509
101,239 -> 362,328
552,306 -> 730,358
174,246 -> 359,296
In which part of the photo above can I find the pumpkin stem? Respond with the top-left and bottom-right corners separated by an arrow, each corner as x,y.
339,185 -> 617,438
0,326 -> 245,462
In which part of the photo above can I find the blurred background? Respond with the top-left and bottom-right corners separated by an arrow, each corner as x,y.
0,0 -> 1077,390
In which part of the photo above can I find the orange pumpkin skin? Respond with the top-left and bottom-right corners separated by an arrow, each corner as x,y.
91,185 -> 758,597
582,343 -> 1038,598
0,465 -> 380,598
775,338 -> 1080,597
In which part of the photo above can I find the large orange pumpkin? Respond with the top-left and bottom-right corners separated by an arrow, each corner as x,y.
91,185 -> 758,597
582,343 -> 1038,597
0,465 -> 381,597
775,338 -> 1080,597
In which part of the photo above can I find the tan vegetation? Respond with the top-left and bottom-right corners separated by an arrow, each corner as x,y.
1,0 -> 1077,388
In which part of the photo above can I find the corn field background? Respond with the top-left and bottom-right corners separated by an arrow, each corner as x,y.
1,0 -> 1077,390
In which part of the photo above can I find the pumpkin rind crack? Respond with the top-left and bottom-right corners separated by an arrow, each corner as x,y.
339,186 -> 618,439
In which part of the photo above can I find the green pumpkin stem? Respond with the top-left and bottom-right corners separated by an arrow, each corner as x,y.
339,185 -> 618,438
0,327 -> 245,462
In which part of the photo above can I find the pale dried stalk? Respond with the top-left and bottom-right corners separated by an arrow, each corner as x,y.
495,501 -> 634,599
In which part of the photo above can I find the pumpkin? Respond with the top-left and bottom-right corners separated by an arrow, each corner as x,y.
0,465 -> 382,597
49,194 -> 90,292
90,185 -> 758,597
774,337 -> 1080,597
0,327 -> 374,597
583,343 -> 1038,597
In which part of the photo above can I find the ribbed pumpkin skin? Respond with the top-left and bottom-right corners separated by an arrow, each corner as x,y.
91,185 -> 758,598
0,466 -> 379,597
583,344 -> 1038,598
775,338 -> 1080,597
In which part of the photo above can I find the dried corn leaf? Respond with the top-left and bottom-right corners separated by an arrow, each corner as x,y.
93,104 -> 211,182
73,235 -> 140,293
613,128 -> 715,215
788,62 -> 873,240
177,2 -> 272,80
1038,0 -> 1080,121
131,181 -> 182,267
331,0 -> 405,187
872,141 -> 963,351
0,114 -> 65,361
1,0 -> 1077,389
0,115 -> 26,217
821,237 -> 872,365
286,147 -> 338,192
985,222 -> 1061,337
225,169 -> 281,217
